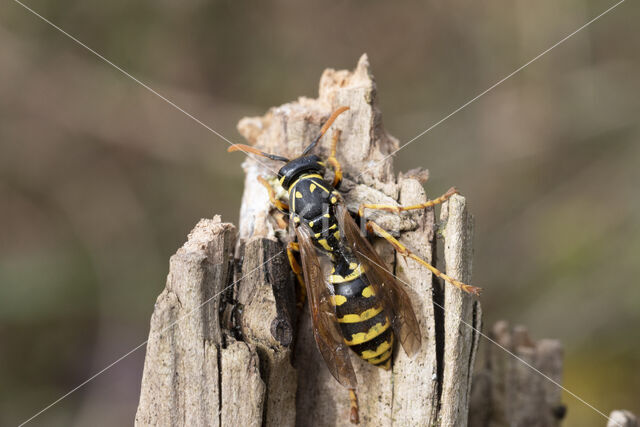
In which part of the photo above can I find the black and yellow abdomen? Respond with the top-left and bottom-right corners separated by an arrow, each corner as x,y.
331,264 -> 394,369
288,173 -> 394,370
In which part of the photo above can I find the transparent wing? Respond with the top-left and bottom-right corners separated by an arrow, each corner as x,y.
335,203 -> 422,356
295,223 -> 357,388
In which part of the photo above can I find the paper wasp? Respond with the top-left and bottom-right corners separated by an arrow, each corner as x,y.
228,106 -> 480,424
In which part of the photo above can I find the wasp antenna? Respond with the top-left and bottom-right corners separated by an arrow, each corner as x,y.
227,144 -> 289,162
302,106 -> 350,156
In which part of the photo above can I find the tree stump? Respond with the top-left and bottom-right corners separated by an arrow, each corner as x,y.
469,321 -> 565,427
136,55 -> 482,426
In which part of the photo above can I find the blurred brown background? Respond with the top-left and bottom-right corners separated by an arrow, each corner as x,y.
1,0 -> 638,425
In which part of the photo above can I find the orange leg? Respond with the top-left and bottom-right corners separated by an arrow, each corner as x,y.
366,221 -> 481,296
358,187 -> 458,218
349,389 -> 359,424
287,242 -> 306,309
327,130 -> 343,188
257,176 -> 289,212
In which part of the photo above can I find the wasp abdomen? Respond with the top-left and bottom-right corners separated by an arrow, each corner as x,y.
332,268 -> 394,369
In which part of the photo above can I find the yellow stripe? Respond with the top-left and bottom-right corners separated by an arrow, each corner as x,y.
333,230 -> 341,240
337,306 -> 384,323
330,295 -> 347,306
361,285 -> 375,298
331,274 -> 345,283
288,174 -> 323,191
329,264 -> 364,283
311,178 -> 330,194
344,318 -> 390,345
316,182 -> 330,194
309,183 -> 317,193
361,335 -> 394,359
368,348 -> 392,365
288,174 -> 330,199
317,239 -> 332,251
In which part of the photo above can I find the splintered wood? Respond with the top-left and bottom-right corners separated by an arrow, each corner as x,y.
135,217 -> 238,426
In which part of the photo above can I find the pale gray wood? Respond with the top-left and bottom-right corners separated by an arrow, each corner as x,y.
391,177 -> 439,425
136,217 -> 296,427
439,195 -> 483,427
135,217 -> 236,427
236,236 -> 297,427
220,338 -> 266,427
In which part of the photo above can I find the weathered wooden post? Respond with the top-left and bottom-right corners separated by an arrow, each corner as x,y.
136,55 -> 481,426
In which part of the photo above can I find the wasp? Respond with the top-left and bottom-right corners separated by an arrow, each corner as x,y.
228,106 -> 480,424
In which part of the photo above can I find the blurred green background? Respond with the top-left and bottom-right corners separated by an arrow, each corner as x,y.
1,0 -> 638,425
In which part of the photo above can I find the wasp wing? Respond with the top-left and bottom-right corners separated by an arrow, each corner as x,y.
335,203 -> 422,356
295,222 -> 357,388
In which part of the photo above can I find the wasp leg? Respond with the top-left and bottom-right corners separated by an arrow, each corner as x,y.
326,129 -> 343,188
358,187 -> 458,218
287,241 -> 306,309
366,221 -> 481,296
349,388 -> 359,424
257,175 -> 289,212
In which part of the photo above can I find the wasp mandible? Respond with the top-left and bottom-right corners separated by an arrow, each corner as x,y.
228,106 -> 480,424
